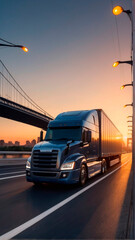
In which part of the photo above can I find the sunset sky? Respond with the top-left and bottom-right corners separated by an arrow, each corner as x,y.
0,0 -> 132,144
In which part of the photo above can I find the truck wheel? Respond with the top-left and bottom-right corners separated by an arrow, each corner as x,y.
101,160 -> 107,174
79,164 -> 87,186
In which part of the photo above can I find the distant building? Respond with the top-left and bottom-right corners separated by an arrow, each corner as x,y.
15,141 -> 20,146
8,141 -> 13,146
31,139 -> 36,147
0,140 -> 5,146
25,140 -> 31,147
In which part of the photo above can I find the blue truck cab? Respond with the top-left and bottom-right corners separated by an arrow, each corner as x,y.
26,109 -> 122,185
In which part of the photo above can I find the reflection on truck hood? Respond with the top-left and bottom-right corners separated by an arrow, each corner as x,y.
33,140 -> 81,152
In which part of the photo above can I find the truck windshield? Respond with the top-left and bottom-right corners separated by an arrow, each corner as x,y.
45,127 -> 82,141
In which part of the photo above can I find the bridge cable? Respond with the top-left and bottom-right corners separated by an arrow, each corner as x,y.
0,60 -> 53,118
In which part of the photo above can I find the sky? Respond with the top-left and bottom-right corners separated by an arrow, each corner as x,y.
0,0 -> 133,144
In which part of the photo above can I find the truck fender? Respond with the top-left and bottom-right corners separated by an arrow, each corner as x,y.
64,153 -> 86,169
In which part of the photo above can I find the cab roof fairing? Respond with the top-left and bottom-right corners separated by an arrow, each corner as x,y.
55,110 -> 96,122
48,119 -> 91,128
48,110 -> 99,129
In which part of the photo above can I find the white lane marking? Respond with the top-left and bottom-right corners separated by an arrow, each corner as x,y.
0,171 -> 25,176
0,174 -> 25,181
0,158 -> 131,240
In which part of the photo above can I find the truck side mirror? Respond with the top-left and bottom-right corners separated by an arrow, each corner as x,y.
82,130 -> 92,144
87,131 -> 91,143
40,130 -> 43,142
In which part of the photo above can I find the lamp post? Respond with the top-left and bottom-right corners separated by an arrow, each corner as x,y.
0,37 -> 28,52
121,83 -> 133,90
113,6 -> 132,20
132,2 -> 135,235
113,60 -> 133,67
113,3 -> 135,236
124,103 -> 133,108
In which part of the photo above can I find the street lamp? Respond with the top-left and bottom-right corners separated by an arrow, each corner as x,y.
113,60 -> 133,67
127,116 -> 133,118
112,6 -> 132,20
113,6 -> 124,15
0,37 -> 28,52
0,44 -> 28,52
121,83 -> 133,90
124,103 -> 133,108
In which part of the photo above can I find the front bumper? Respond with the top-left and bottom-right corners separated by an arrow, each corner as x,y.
26,168 -> 80,184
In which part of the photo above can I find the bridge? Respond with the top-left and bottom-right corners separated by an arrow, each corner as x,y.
0,60 -> 53,130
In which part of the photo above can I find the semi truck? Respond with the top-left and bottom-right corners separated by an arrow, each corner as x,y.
26,109 -> 123,185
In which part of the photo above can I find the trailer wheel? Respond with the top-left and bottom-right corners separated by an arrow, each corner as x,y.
101,160 -> 107,174
79,164 -> 87,186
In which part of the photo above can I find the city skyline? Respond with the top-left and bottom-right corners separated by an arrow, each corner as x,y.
0,0 -> 132,143
0,138 -> 38,147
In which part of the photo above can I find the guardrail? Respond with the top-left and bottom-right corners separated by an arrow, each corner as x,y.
0,151 -> 31,159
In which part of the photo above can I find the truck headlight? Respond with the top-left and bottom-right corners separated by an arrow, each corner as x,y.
60,161 -> 75,170
26,157 -> 31,169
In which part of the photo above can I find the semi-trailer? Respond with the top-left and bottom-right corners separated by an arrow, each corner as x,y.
26,109 -> 123,185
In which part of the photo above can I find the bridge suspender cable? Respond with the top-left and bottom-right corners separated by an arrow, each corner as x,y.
0,60 -> 53,119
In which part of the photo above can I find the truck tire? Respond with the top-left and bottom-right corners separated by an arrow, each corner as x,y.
101,159 -> 107,174
79,164 -> 87,186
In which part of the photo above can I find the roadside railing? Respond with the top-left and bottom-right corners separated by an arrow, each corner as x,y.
0,151 -> 31,159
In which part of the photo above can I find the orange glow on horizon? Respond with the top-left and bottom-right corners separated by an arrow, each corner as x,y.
116,136 -> 121,140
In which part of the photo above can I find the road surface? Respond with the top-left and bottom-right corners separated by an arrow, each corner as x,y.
0,153 -> 132,239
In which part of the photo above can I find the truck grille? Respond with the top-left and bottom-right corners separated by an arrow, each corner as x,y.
32,150 -> 58,170
33,172 -> 57,177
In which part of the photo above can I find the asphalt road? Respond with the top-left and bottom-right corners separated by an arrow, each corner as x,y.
0,153 -> 132,239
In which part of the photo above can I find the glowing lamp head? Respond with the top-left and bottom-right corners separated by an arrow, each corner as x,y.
113,6 -> 124,15
21,46 -> 28,52
113,61 -> 119,67
120,85 -> 125,90
124,105 -> 127,108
